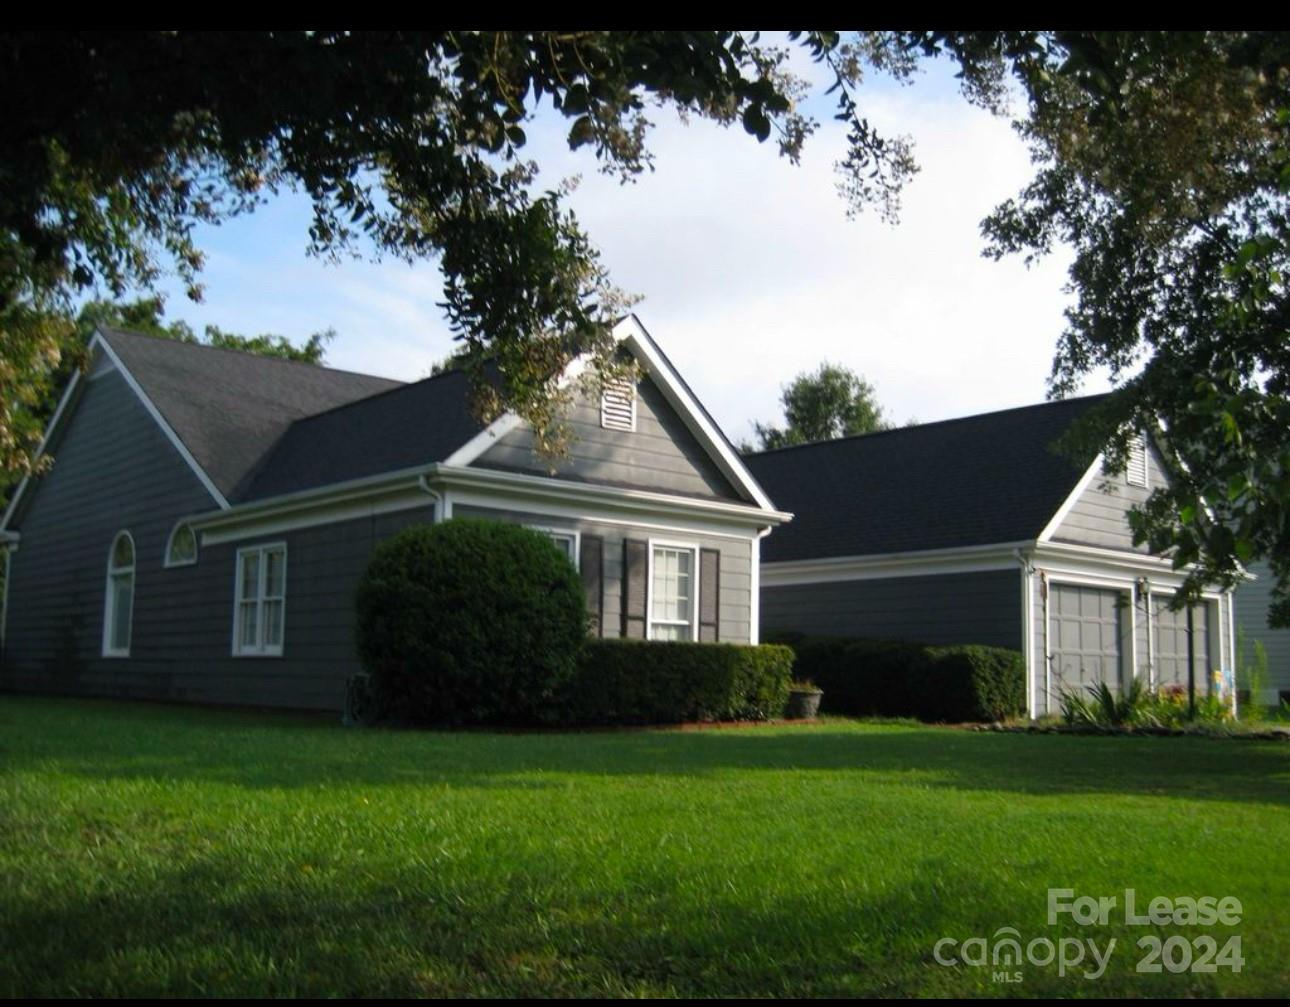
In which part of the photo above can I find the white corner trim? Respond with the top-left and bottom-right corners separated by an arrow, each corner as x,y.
89,331 -> 230,510
1037,452 -> 1105,543
0,368 -> 85,532
1019,554 -> 1035,719
750,530 -> 767,645
615,316 -> 777,513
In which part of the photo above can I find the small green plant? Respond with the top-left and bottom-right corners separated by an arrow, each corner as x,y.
789,679 -> 821,693
1235,626 -> 1270,723
1061,680 -> 1234,728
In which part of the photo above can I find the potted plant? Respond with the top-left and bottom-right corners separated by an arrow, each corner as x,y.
785,680 -> 823,720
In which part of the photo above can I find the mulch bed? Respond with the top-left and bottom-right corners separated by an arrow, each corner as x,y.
968,721 -> 1290,741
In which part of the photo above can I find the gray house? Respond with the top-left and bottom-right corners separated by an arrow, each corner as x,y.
1234,562 -> 1290,706
744,397 -> 1237,719
0,316 -> 788,711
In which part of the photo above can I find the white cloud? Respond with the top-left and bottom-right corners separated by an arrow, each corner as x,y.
156,65 -> 1101,445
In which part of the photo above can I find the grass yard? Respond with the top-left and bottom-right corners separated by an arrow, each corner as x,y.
1,697 -> 1287,997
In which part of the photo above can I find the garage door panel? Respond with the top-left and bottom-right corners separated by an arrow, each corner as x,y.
1153,599 -> 1207,688
1050,584 -> 1125,695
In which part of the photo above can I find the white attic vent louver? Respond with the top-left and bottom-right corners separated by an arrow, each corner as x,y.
600,378 -> 637,432
1126,434 -> 1149,488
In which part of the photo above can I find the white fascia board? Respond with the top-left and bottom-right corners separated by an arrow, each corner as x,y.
1032,541 -> 1231,598
1037,452 -> 1105,543
760,541 -> 1033,587
186,456 -> 786,546
0,367 -> 86,532
442,316 -> 782,517
439,347 -> 596,467
446,487 -> 762,544
429,463 -> 789,530
442,413 -> 526,467
613,316 -> 778,513
89,331 -> 230,510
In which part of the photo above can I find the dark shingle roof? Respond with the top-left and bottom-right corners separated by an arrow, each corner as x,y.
239,370 -> 487,501
101,328 -> 402,500
744,395 -> 1108,562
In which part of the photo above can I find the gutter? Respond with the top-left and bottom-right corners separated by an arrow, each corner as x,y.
183,461 -> 791,541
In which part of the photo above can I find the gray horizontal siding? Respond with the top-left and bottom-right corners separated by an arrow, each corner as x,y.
475,374 -> 741,501
762,569 -> 1022,649
1234,561 -> 1290,698
1050,442 -> 1169,552
1,362 -> 442,712
453,503 -> 754,644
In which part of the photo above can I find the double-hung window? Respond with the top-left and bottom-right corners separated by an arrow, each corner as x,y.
233,543 -> 287,656
649,542 -> 698,641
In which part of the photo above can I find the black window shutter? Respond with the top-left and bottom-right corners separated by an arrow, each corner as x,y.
580,535 -> 604,638
622,539 -> 648,639
699,548 -> 720,642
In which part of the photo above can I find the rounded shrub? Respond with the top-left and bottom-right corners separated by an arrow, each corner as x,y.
355,519 -> 587,725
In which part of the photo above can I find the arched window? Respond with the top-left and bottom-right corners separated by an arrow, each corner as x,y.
103,531 -> 135,657
165,522 -> 198,567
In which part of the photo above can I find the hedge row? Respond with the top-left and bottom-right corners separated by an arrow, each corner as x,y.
545,639 -> 794,726
774,634 -> 1025,723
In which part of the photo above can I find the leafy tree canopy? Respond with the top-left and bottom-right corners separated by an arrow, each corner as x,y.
75,296 -> 331,364
2,31 -> 1287,620
746,363 -> 890,451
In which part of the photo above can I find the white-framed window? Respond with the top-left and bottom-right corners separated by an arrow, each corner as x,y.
164,522 -> 198,567
102,531 -> 135,657
528,525 -> 580,566
600,378 -> 637,432
233,543 -> 287,657
648,540 -> 699,641
1126,434 -> 1149,488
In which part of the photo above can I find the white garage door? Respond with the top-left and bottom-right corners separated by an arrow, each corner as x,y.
1051,584 -> 1126,694
1154,599 -> 1209,689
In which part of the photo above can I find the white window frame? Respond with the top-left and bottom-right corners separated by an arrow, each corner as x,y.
163,521 -> 199,568
232,542 -> 287,657
102,530 -> 135,658
526,524 -> 581,566
646,538 -> 700,642
600,378 -> 637,432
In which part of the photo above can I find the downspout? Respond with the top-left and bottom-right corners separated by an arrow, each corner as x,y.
750,527 -> 771,646
417,474 -> 444,523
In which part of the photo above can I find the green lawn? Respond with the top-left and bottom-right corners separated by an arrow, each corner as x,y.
1,697 -> 1287,997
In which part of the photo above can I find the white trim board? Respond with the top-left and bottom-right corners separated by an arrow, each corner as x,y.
88,332 -> 230,509
0,369 -> 84,532
1037,453 -> 1105,543
616,316 -> 777,512
761,541 -> 1031,587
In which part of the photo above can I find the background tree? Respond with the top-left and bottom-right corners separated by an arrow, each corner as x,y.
22,297 -> 331,460
2,31 -> 1287,619
745,363 -> 890,451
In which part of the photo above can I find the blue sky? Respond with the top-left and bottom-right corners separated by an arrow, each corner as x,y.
147,47 -> 1102,444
